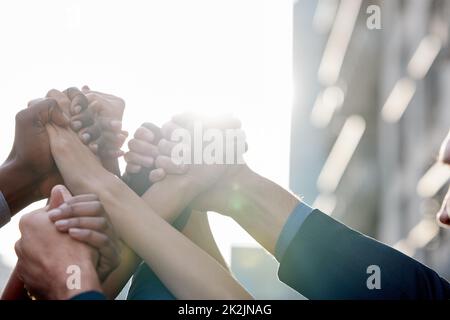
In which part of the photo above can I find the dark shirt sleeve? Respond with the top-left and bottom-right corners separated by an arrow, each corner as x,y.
278,209 -> 450,300
70,291 -> 107,300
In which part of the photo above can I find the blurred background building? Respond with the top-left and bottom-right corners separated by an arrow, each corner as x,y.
291,0 -> 450,282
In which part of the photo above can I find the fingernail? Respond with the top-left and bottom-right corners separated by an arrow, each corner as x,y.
71,121 -> 82,131
73,105 -> 82,114
48,209 -> 62,220
81,133 -> 91,143
110,120 -> 122,129
55,220 -> 69,228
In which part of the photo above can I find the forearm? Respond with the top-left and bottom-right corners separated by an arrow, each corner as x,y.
0,160 -> 37,216
196,166 -> 300,255
141,174 -> 199,223
48,126 -> 250,299
181,211 -> 228,269
93,178 -> 250,299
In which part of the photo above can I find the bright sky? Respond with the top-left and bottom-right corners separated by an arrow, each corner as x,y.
0,0 -> 293,269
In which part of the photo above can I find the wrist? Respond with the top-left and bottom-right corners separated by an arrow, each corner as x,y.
73,168 -> 117,196
0,159 -> 39,215
193,165 -> 257,215
199,165 -> 300,255
52,261 -> 102,300
143,174 -> 202,222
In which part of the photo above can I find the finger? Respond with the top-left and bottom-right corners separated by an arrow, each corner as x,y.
27,98 -> 44,108
70,108 -> 95,132
66,194 -> 99,204
134,126 -> 155,143
155,155 -> 187,174
26,98 -> 69,127
89,142 -> 99,155
68,228 -> 112,251
46,89 -> 71,114
64,87 -> 89,116
128,138 -> 159,157
48,201 -> 103,222
14,240 -> 23,258
161,121 -> 183,141
117,131 -> 128,148
100,131 -> 127,148
141,123 -> 162,142
149,168 -> 166,183
69,228 -> 120,271
158,138 -> 179,156
94,134 -> 126,159
82,85 -> 91,93
55,216 -> 109,233
79,124 -> 102,145
105,149 -> 125,158
97,142 -> 125,159
126,163 -> 142,174
124,152 -> 154,168
97,116 -> 123,133
48,185 -> 73,210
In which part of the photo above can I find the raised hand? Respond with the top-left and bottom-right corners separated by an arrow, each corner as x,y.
46,86 -> 128,176
81,86 -> 127,159
13,185 -> 103,300
1,98 -> 70,213
123,122 -> 161,195
151,113 -> 247,193
48,191 -> 121,282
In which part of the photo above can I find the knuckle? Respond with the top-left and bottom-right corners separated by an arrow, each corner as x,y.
18,214 -> 32,231
84,229 -> 94,239
124,152 -> 135,162
46,88 -> 59,97
73,217 -> 81,226
15,109 -> 29,124
14,241 -> 22,256
93,202 -> 104,215
98,218 -> 108,230
99,235 -> 110,247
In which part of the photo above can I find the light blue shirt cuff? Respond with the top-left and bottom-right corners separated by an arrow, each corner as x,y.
275,201 -> 313,261
0,191 -> 11,228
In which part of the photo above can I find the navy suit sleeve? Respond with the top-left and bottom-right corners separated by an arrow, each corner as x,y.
278,209 -> 450,299
70,291 -> 107,300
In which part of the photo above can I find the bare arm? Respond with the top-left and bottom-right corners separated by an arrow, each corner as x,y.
47,125 -> 251,299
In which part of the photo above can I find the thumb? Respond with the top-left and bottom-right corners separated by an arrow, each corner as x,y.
31,98 -> 70,127
48,185 -> 72,209
82,85 -> 91,93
